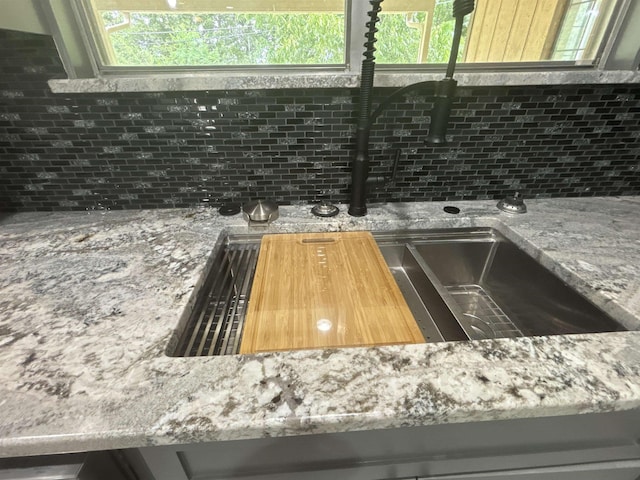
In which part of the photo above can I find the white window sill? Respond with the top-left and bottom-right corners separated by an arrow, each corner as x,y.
48,70 -> 640,94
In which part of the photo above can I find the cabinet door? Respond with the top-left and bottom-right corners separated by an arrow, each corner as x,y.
418,459 -> 640,480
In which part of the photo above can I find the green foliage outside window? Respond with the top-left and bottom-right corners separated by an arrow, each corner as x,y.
101,1 -> 462,67
105,12 -> 345,66
376,2 -> 465,64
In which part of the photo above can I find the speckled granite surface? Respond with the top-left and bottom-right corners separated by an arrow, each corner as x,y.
0,197 -> 639,457
49,70 -> 640,93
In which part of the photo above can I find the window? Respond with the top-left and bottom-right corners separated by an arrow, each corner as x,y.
375,0 -> 619,65
82,0 -> 347,67
40,0 -> 639,85
552,0 -> 616,62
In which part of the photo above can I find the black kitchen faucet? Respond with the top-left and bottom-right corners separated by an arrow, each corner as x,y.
348,0 -> 475,217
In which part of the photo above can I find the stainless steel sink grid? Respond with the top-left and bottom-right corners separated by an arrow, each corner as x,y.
172,237 -> 260,357
445,285 -> 524,340
170,228 -> 626,357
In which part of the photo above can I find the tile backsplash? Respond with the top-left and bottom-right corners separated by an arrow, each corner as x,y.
1,29 -> 639,212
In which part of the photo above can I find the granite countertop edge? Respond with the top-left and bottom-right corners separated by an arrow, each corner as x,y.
0,197 -> 639,457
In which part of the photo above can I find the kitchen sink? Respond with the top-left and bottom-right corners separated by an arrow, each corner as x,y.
168,228 -> 626,357
376,228 -> 625,342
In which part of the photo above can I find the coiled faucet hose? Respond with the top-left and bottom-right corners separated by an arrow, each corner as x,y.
453,0 -> 475,17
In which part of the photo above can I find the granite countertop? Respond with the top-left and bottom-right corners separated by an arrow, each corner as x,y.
1,197 -> 639,457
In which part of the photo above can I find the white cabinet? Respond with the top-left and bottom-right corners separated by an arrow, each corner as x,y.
139,410 -> 640,480
0,452 -> 136,480
418,459 -> 640,479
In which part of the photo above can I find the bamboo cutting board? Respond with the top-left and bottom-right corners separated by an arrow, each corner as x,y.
239,232 -> 424,354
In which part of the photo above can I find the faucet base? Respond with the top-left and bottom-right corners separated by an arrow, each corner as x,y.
348,205 -> 367,217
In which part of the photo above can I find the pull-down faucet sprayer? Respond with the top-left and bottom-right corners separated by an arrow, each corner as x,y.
348,0 -> 475,217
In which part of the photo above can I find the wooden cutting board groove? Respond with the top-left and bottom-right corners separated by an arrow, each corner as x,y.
239,232 -> 424,353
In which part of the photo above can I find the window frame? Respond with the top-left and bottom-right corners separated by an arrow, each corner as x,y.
39,0 -> 640,89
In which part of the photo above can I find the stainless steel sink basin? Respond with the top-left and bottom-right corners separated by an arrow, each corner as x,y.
169,228 -> 626,356
376,228 -> 626,342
